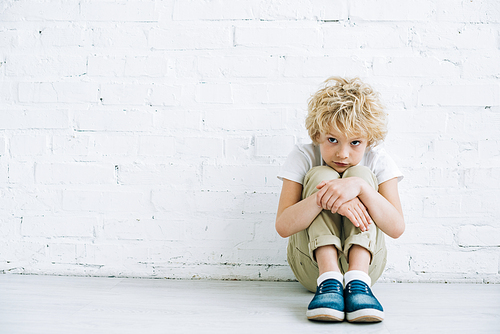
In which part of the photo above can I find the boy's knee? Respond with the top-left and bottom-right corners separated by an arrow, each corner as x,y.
304,166 -> 340,187
343,166 -> 378,190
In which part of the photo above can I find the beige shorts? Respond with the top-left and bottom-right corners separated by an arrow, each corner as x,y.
286,165 -> 387,293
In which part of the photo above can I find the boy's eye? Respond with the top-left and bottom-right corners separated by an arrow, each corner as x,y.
351,140 -> 361,146
328,138 -> 337,143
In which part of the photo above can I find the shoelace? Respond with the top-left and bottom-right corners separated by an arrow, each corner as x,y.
346,280 -> 370,294
318,279 -> 343,294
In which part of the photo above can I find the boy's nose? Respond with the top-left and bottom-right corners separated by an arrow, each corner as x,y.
336,146 -> 349,159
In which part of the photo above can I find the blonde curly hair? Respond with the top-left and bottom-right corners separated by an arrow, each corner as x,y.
305,77 -> 387,147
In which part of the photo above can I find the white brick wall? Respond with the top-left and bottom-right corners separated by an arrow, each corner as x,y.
0,0 -> 499,283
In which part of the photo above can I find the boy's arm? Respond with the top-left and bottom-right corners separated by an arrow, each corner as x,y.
276,178 -> 373,238
275,179 -> 322,238
358,177 -> 405,239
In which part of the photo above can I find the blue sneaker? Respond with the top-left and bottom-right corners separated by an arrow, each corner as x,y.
306,279 -> 344,321
344,280 -> 384,322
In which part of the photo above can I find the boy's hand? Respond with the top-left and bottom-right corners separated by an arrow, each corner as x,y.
315,177 -> 363,213
337,197 -> 372,232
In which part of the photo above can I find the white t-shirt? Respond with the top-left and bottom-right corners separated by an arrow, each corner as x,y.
277,143 -> 403,186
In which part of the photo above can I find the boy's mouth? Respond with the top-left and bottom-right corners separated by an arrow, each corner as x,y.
334,161 -> 349,167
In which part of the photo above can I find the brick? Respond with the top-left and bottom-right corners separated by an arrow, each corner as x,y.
10,188 -> 60,215
177,137 -> 224,158
418,84 -> 500,106
6,55 -> 87,78
18,82 -> 99,103
464,168 -> 500,189
35,163 -> 115,185
479,139 -> 500,168
194,191 -> 244,214
243,192 -> 280,214
202,165 -> 280,190
458,225 -> 500,247
397,224 -> 454,245
138,136 -> 175,156
0,217 -> 21,240
154,109 -> 202,131
92,134 -> 138,157
8,162 -> 35,184
464,110 -> 500,141
74,110 -> 154,132
0,161 -> 7,184
195,83 -> 233,104
413,23 -> 498,50
0,0 -> 80,21
100,83 -> 151,105
435,0 -> 500,23
283,56 -> 370,78
254,135 -> 295,157
384,242 -> 411,273
173,0 -> 255,20
203,108 -> 282,131
9,135 -> 47,157
224,137 -> 252,160
231,83 -> 270,104
0,81 -> 14,103
103,218 -> 146,241
0,28 -> 19,48
0,136 -> 5,155
91,26 -> 148,49
149,24 -> 233,50
39,25 -> 87,47
151,189 -> 195,214
143,217 -> 186,241
48,243 -> 77,263
87,55 -> 126,77
124,56 -> 172,77
199,55 -> 279,78
258,0 -> 348,21
117,163 -> 199,186
52,135 -> 90,156
350,0 -> 435,21
62,190 -> 151,213
373,57 -> 459,77
235,26 -> 321,48
429,168 -> 463,188
0,109 -> 68,130
266,83 -> 314,104
423,192 -> 462,218
21,216 -> 96,238
149,84 -> 181,106
462,54 -> 500,79
252,216 -> 281,242
323,24 -> 408,49
189,218 -> 254,243
80,1 -> 158,22
411,249 -> 498,274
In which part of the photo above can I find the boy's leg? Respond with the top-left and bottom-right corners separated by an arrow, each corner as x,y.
341,165 -> 387,284
287,166 -> 345,293
303,166 -> 343,271
289,166 -> 346,321
341,165 -> 386,323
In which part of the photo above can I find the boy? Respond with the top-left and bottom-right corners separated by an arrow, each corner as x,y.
276,77 -> 404,323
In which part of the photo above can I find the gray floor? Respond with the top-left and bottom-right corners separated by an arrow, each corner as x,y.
1,275 -> 499,334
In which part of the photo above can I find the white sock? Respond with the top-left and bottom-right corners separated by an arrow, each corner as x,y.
317,271 -> 343,286
344,270 -> 371,287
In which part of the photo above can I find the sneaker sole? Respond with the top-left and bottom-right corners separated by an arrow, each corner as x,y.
346,309 -> 384,323
306,308 -> 344,322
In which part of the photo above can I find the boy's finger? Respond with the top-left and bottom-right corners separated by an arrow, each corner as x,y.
316,181 -> 326,189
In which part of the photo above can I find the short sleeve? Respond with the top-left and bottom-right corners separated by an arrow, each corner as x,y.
277,145 -> 313,185
365,146 -> 404,185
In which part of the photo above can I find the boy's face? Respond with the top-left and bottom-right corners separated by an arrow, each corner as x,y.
317,128 -> 368,174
